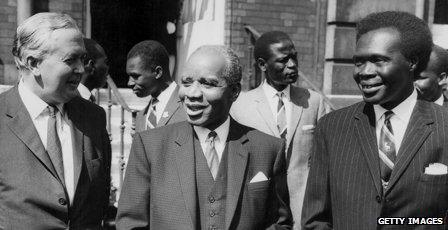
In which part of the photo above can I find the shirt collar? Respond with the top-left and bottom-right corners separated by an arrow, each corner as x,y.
262,80 -> 291,101
193,116 -> 230,144
434,94 -> 444,106
374,88 -> 417,122
18,79 -> 65,119
77,83 -> 92,101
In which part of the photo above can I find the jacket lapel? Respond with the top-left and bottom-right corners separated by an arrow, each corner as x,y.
354,103 -> 382,195
287,87 -> 304,148
225,120 -> 249,230
174,122 -> 197,229
157,86 -> 182,127
385,100 -> 433,194
254,87 -> 280,136
5,87 -> 59,180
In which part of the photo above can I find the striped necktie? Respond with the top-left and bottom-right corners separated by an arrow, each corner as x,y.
47,105 -> 65,186
379,110 -> 396,187
276,92 -> 287,139
147,97 -> 158,129
205,131 -> 219,180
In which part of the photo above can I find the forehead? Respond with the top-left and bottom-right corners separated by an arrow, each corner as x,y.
268,39 -> 296,55
46,28 -> 85,54
183,52 -> 226,78
126,56 -> 144,69
355,28 -> 401,55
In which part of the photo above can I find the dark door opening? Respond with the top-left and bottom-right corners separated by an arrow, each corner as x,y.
91,0 -> 180,87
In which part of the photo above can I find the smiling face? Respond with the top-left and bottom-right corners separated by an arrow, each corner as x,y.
179,51 -> 240,130
30,28 -> 86,104
260,39 -> 298,91
126,56 -> 160,98
353,28 -> 415,109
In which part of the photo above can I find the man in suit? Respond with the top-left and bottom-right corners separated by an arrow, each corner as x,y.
116,45 -> 292,229
301,11 -> 446,229
127,40 -> 186,132
77,38 -> 109,102
230,31 -> 328,229
414,44 -> 448,106
0,13 -> 111,229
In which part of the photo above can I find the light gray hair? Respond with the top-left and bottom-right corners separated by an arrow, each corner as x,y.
190,45 -> 242,85
12,12 -> 81,70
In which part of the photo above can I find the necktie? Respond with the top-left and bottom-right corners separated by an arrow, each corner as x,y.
89,94 -> 96,103
47,105 -> 65,186
147,97 -> 158,129
205,131 -> 219,180
276,92 -> 287,139
379,111 -> 396,185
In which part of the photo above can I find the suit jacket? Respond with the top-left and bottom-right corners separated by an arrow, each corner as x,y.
116,119 -> 292,230
0,86 -> 111,229
135,85 -> 187,132
302,100 -> 448,229
230,85 -> 327,229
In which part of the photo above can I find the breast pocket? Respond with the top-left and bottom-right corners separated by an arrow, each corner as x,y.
419,173 -> 448,184
247,180 -> 270,193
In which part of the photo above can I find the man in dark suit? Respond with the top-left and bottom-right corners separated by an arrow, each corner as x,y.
230,31 -> 328,229
302,11 -> 445,229
116,45 -> 292,229
414,44 -> 448,107
127,40 -> 186,132
0,13 -> 111,229
77,38 -> 109,102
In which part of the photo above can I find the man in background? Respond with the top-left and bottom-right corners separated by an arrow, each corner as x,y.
77,38 -> 109,102
127,40 -> 186,132
414,44 -> 448,106
230,31 -> 328,229
0,12 -> 111,229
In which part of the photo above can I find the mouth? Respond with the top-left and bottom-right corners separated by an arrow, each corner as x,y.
67,78 -> 80,88
359,82 -> 384,93
184,103 -> 207,116
285,72 -> 298,79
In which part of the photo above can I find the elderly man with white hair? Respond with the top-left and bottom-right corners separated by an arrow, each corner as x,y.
0,12 -> 111,229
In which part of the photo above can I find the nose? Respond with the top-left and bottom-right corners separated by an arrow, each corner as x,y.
185,82 -> 203,100
74,59 -> 85,74
286,58 -> 297,69
127,77 -> 135,87
357,61 -> 376,77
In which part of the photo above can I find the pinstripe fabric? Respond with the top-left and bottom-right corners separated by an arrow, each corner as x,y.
116,120 -> 292,230
302,100 -> 448,230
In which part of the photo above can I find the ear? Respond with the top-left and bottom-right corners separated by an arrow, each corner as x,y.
409,56 -> 418,72
230,83 -> 241,102
257,58 -> 267,72
439,72 -> 448,89
85,59 -> 95,75
154,66 -> 163,79
26,56 -> 41,76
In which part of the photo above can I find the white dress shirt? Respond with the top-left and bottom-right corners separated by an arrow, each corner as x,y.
262,80 -> 292,134
145,81 -> 177,123
434,94 -> 444,106
373,89 -> 417,153
193,117 -> 230,163
77,83 -> 92,101
19,80 -> 75,204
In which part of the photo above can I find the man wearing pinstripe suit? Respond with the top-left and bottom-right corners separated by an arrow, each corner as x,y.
302,11 -> 448,229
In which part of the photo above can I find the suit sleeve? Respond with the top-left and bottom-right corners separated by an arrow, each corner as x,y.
116,133 -> 151,229
100,109 -> 112,221
301,121 -> 332,229
267,141 -> 293,230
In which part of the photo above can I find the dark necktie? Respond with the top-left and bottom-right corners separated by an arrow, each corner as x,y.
276,92 -> 287,139
379,111 -> 396,185
89,94 -> 96,103
205,131 -> 219,180
147,97 -> 158,129
47,105 -> 65,186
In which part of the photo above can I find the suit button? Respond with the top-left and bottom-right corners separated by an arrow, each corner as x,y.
375,195 -> 382,203
210,211 -> 215,217
209,196 -> 215,203
58,198 -> 67,205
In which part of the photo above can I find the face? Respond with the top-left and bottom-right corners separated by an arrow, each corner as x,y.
126,56 -> 159,97
92,45 -> 109,88
353,28 -> 414,109
261,39 -> 298,91
32,28 -> 86,104
414,52 -> 445,102
179,52 -> 240,130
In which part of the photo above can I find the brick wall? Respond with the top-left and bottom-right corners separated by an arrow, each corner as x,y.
225,0 -> 328,91
49,0 -> 84,31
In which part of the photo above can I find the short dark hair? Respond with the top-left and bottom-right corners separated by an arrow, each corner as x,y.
356,11 -> 433,74
254,31 -> 292,61
83,38 -> 104,61
430,45 -> 448,75
127,40 -> 169,73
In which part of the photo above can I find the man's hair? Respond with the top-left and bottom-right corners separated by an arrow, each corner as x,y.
127,40 -> 169,73
83,38 -> 104,61
356,11 -> 433,74
12,12 -> 80,71
430,45 -> 448,76
254,31 -> 292,61
190,45 -> 242,86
